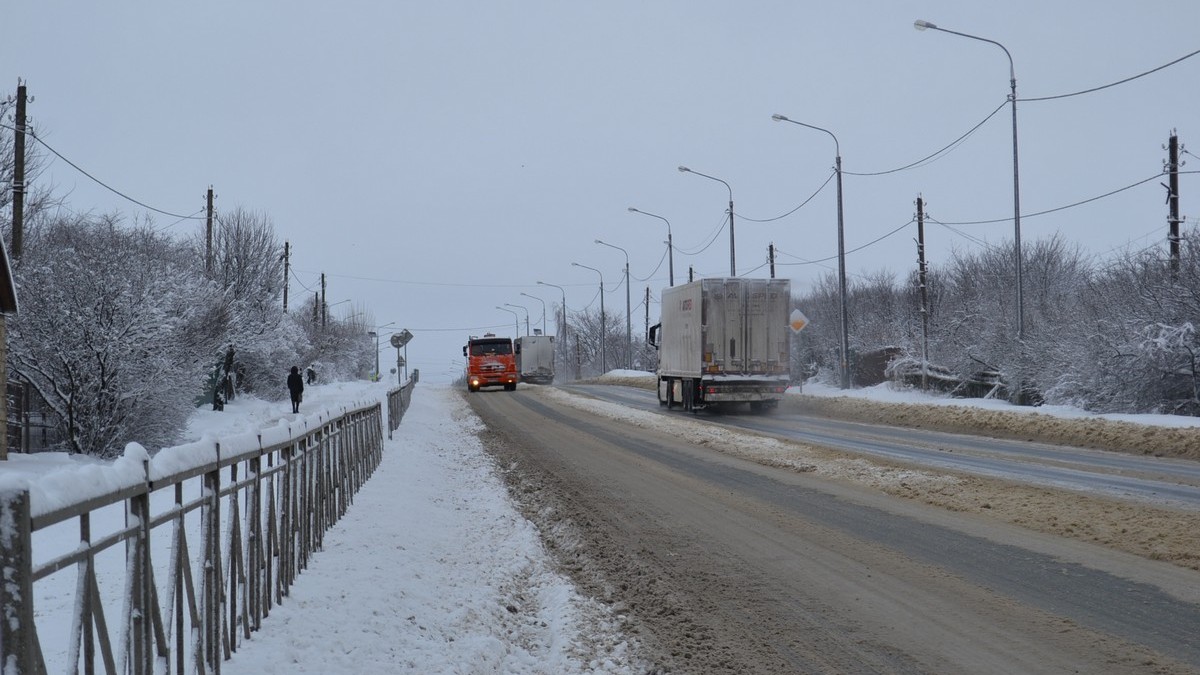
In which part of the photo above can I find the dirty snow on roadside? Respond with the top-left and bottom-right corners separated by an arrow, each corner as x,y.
535,383 -> 960,494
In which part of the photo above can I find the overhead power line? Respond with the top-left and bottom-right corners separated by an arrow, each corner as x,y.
0,123 -> 206,220
844,100 -> 1009,177
1021,46 -> 1200,102
737,170 -> 836,222
931,173 -> 1169,226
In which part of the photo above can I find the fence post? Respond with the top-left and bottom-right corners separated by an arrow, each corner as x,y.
0,488 -> 36,675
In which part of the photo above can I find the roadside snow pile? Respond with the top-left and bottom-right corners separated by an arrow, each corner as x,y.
533,386 -> 960,493
222,384 -> 645,674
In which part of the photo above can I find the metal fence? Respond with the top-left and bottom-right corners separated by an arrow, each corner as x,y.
0,390 -> 406,675
387,369 -> 418,439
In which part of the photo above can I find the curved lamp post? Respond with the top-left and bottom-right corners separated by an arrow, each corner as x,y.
537,281 -> 569,379
571,262 -> 606,374
519,292 -> 548,335
367,321 -> 395,380
772,114 -> 852,389
628,207 -> 674,287
495,306 -> 519,338
915,18 -> 1023,341
595,239 -> 632,369
678,166 -> 736,276
504,303 -> 530,336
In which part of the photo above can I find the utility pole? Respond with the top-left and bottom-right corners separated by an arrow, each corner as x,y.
644,286 -> 650,348
312,292 -> 319,325
320,273 -> 327,328
916,196 -> 930,391
12,82 -> 27,259
768,243 -> 776,279
205,187 -> 214,274
282,241 -> 290,312
1167,131 -> 1182,274
688,266 -> 694,283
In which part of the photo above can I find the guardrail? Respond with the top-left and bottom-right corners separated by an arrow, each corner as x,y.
0,396 -> 392,675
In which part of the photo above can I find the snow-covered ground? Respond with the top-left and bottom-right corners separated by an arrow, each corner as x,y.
3,380 -> 644,674
5,373 -> 1198,673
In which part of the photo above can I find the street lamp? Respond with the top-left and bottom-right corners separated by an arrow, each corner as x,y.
538,280 -> 569,379
628,207 -> 674,287
772,113 -> 852,389
367,321 -> 395,381
679,166 -> 735,276
504,303 -> 530,336
915,18 -> 1024,341
571,262 -> 606,374
595,240 -> 632,370
520,292 -> 548,335
495,306 -> 519,337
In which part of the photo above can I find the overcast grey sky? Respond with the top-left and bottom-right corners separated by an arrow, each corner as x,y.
5,1 -> 1198,381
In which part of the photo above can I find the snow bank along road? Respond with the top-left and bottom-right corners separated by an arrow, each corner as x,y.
468,385 -> 1200,674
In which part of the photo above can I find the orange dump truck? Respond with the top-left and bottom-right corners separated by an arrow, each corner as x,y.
462,334 -> 519,392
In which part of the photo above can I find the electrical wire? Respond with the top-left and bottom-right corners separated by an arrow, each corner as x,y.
672,213 -> 729,256
291,268 -> 575,289
0,123 -> 207,220
843,100 -> 1009,177
773,246 -> 838,273
774,219 -> 915,266
1021,47 -> 1200,102
927,218 -> 1004,250
736,170 -> 836,222
931,173 -> 1167,226
155,208 -> 206,232
632,244 -> 668,283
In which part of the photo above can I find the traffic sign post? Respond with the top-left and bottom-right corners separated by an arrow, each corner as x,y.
789,309 -> 810,394
390,329 -> 414,383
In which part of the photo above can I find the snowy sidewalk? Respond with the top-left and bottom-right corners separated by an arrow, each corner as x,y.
221,384 -> 642,674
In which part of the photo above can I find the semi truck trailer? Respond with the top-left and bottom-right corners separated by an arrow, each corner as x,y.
515,335 -> 555,385
649,278 -> 791,412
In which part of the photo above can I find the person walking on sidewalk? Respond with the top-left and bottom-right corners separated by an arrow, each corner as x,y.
287,365 -> 304,413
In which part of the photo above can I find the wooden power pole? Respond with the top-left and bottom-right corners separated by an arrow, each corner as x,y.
916,195 -> 930,391
205,186 -> 214,274
1167,131 -> 1181,274
12,82 -> 27,259
282,241 -> 290,312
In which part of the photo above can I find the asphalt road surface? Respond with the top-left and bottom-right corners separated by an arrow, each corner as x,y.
468,386 -> 1200,674
567,384 -> 1200,510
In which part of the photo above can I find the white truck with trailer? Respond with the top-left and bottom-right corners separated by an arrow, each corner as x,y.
514,334 -> 556,385
649,278 -> 791,412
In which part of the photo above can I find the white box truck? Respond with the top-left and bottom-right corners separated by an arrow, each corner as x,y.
514,335 -> 555,385
649,278 -> 791,412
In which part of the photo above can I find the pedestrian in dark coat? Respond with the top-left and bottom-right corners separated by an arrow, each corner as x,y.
287,365 -> 304,413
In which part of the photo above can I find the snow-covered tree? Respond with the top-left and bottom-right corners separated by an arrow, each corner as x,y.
187,206 -> 298,397
8,215 -> 221,455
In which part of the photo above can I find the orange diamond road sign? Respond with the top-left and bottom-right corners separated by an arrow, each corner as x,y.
790,309 -> 809,333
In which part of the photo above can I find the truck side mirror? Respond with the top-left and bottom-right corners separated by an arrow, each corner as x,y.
648,323 -> 661,348
462,346 -> 467,357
